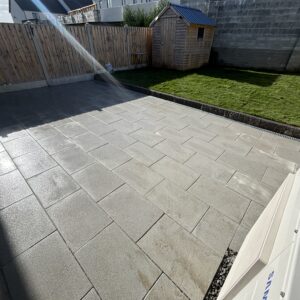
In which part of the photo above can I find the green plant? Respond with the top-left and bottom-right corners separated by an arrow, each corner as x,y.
123,0 -> 169,27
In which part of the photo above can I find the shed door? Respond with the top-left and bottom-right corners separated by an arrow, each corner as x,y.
160,17 -> 177,68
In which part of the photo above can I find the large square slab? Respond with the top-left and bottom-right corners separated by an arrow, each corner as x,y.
146,180 -> 208,232
28,166 -> 79,208
73,163 -> 123,201
0,151 -> 16,176
14,150 -> 57,179
192,208 -> 238,256
90,144 -> 131,170
4,136 -> 41,158
151,157 -> 198,190
114,159 -> 163,194
0,170 -> 32,209
138,215 -> 221,300
4,232 -> 91,300
48,190 -> 111,252
0,195 -> 55,265
100,184 -> 162,241
76,224 -> 161,300
38,133 -> 75,155
52,147 -> 95,174
188,176 -> 249,223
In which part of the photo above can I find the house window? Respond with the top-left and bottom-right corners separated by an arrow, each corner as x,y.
197,28 -> 204,40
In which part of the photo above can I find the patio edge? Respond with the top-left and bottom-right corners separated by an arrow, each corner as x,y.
95,76 -> 299,140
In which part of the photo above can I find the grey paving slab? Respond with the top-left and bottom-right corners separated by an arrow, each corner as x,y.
192,208 -> 238,256
73,163 -> 123,201
201,114 -> 232,127
180,126 -> 216,142
158,117 -> 188,130
114,159 -> 163,195
185,153 -> 235,184
0,170 -> 32,209
14,150 -> 57,179
130,129 -> 165,147
52,147 -> 95,174
138,215 -> 221,300
38,133 -> 76,155
83,289 -> 101,300
93,110 -> 122,124
241,201 -> 265,229
227,172 -> 275,206
155,127 -> 191,144
237,133 -> 276,154
0,195 -> 55,265
4,136 -> 42,158
49,117 -> 73,127
247,147 -> 297,173
210,135 -> 252,156
217,150 -> 267,180
262,167 -> 287,189
102,130 -> 136,149
90,143 -> 131,170
4,232 -> 91,300
124,142 -> 164,167
87,122 -> 115,136
151,157 -> 198,190
111,119 -> 141,134
227,122 -> 262,139
72,132 -> 107,152
103,104 -> 127,114
229,225 -> 250,252
188,176 -> 249,223
0,125 -> 28,143
0,151 -> 16,176
28,124 -> 59,140
154,140 -> 195,163
183,137 -> 224,160
146,180 -> 208,232
57,122 -> 87,138
100,184 -> 162,241
275,146 -> 300,165
180,115 -> 208,129
145,274 -> 188,300
120,111 -> 144,122
76,223 -> 161,300
135,118 -> 165,132
206,124 -> 240,139
48,190 -> 111,252
28,166 -> 79,208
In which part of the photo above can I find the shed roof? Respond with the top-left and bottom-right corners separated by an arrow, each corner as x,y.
171,4 -> 216,26
15,0 -> 67,14
150,4 -> 216,27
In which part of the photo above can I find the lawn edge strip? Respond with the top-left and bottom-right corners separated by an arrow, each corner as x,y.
95,76 -> 300,139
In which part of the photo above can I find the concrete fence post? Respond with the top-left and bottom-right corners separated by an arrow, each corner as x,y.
30,25 -> 51,85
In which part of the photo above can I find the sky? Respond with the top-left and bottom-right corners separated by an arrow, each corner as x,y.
0,0 -> 13,22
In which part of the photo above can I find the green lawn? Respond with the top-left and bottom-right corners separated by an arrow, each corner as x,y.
114,67 -> 300,127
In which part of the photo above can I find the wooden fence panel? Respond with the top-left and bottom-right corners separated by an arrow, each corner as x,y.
0,24 -> 45,85
0,23 -> 152,86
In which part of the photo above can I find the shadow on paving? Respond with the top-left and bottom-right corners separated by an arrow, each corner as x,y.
0,80 -> 143,300
0,80 -> 143,135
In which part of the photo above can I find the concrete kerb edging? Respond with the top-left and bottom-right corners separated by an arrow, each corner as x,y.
94,75 -> 300,140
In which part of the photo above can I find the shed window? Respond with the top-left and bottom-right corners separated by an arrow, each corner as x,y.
197,28 -> 204,39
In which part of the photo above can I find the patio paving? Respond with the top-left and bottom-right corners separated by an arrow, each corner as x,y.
0,80 -> 299,300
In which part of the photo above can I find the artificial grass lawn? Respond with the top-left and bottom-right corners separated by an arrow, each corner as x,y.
114,67 -> 300,127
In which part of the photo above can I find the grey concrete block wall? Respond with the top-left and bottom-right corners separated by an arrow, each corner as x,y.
179,0 -> 300,71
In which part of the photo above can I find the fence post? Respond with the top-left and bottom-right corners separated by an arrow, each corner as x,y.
85,24 -> 96,73
30,25 -> 51,85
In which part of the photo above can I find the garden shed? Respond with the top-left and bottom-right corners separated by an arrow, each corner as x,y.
150,4 -> 216,70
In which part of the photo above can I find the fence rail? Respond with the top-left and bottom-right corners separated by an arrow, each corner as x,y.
0,23 -> 152,87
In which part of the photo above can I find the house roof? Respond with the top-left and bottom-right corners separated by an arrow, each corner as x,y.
150,4 -> 216,27
14,0 -> 67,14
171,4 -> 216,26
63,0 -> 93,11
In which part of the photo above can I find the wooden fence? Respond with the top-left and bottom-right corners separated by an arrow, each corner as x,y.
0,23 -> 152,87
